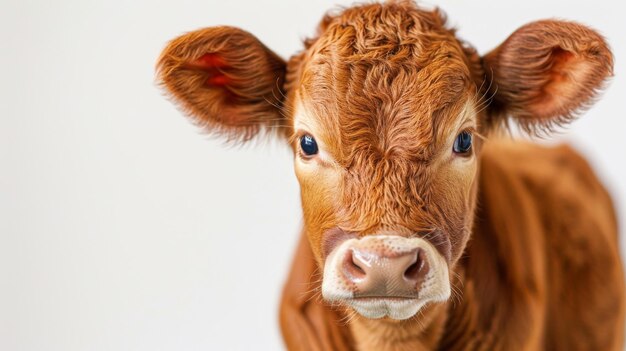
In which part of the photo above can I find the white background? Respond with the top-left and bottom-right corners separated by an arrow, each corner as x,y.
1,0 -> 625,350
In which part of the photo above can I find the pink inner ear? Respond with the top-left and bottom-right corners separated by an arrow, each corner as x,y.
532,48 -> 591,119
548,49 -> 575,84
195,53 -> 228,69
206,74 -> 229,86
184,53 -> 231,87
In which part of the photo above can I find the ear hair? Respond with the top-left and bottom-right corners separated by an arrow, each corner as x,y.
156,26 -> 287,142
482,20 -> 613,135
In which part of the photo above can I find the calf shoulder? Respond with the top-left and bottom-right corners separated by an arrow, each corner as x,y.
449,139 -> 625,350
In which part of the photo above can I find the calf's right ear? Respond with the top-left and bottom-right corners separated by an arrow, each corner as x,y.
157,27 -> 288,142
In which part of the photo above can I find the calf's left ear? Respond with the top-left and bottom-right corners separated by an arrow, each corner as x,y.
157,26 -> 287,142
482,20 -> 613,133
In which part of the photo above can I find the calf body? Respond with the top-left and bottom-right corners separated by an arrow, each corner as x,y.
157,1 -> 624,349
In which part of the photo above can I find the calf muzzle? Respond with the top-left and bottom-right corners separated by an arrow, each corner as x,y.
322,235 -> 450,320
344,246 -> 429,298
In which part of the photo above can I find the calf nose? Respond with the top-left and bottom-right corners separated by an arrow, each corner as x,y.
342,247 -> 429,297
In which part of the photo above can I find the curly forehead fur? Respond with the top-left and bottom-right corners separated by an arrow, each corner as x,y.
287,1 -> 484,164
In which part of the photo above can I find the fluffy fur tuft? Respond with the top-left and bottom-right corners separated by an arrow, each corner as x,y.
482,20 -> 614,135
156,26 -> 288,143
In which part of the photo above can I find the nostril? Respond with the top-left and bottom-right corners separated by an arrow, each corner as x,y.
343,249 -> 367,281
351,255 -> 366,275
403,249 -> 426,282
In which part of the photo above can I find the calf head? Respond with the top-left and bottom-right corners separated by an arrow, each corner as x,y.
157,1 -> 612,320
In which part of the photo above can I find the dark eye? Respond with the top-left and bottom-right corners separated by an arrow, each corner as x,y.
300,134 -> 318,156
453,131 -> 472,154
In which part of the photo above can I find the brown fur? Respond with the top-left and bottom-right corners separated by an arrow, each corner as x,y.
156,26 -> 287,142
156,1 -> 624,350
482,20 -> 614,134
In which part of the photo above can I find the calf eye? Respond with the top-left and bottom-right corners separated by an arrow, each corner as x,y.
300,134 -> 318,156
453,131 -> 472,154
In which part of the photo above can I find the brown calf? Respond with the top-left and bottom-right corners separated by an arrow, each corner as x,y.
157,1 -> 625,350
